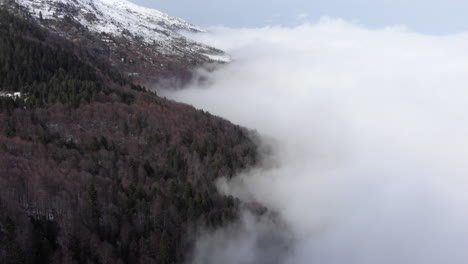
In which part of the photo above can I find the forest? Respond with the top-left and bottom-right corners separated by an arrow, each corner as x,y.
0,5 -> 259,264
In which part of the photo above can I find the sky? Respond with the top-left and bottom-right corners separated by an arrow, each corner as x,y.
130,0 -> 468,34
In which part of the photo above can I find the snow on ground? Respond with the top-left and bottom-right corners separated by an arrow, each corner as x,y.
203,53 -> 231,63
0,91 -> 22,98
17,0 -> 200,41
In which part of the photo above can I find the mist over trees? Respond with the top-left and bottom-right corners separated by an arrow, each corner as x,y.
167,21 -> 468,264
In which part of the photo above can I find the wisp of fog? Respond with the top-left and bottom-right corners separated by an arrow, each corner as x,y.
163,18 -> 468,264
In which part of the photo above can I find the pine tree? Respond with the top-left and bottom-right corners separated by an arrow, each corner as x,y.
159,231 -> 171,264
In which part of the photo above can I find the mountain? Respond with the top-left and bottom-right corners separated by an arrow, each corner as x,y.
0,3 -> 259,264
11,0 -> 228,85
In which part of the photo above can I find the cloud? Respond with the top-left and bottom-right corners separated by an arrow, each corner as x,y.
165,19 -> 468,264
297,12 -> 309,20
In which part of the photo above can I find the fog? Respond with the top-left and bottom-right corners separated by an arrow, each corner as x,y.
163,18 -> 468,263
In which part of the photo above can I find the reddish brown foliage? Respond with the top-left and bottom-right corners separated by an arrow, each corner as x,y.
0,93 -> 257,264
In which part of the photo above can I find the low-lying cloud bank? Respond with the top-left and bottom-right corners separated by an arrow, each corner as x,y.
164,18 -> 468,264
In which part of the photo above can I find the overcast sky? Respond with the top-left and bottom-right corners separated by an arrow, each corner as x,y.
130,0 -> 468,34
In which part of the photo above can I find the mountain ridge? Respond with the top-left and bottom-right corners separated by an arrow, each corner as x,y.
12,0 -> 229,85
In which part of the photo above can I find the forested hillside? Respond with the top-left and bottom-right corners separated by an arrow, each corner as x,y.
0,6 -> 258,264
0,7 -> 140,109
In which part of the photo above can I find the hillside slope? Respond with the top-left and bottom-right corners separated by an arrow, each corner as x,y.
0,6 -> 257,264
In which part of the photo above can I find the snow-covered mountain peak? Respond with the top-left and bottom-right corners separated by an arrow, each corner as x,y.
16,0 -> 205,44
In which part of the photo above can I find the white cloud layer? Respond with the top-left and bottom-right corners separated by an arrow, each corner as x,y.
164,19 -> 468,264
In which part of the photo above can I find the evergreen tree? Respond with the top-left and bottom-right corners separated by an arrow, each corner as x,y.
159,231 -> 172,264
